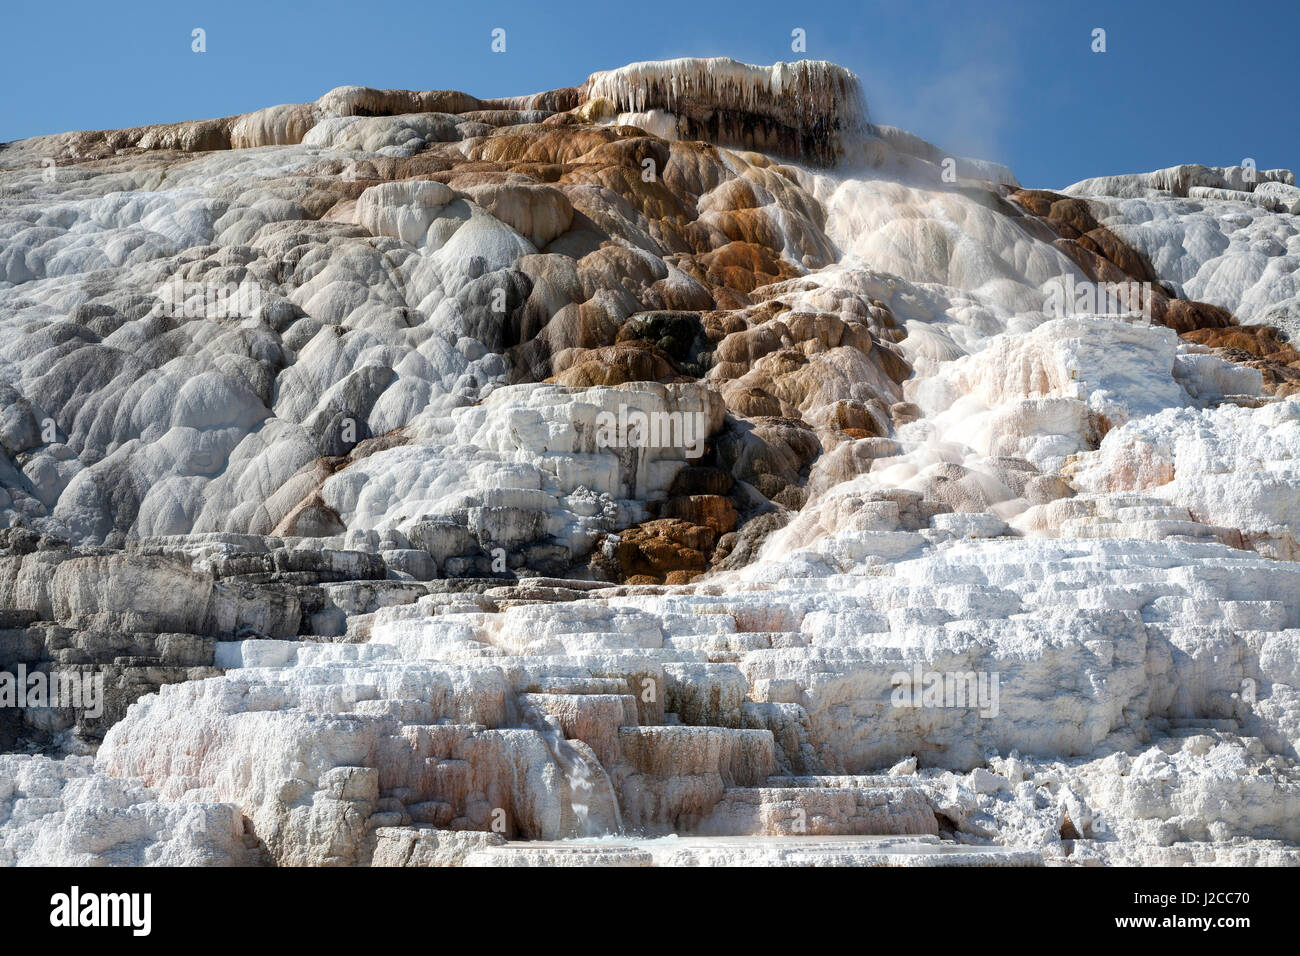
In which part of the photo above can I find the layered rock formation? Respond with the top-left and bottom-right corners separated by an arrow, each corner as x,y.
2,57 -> 1299,867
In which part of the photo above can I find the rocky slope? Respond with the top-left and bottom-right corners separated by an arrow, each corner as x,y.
2,57 -> 1299,866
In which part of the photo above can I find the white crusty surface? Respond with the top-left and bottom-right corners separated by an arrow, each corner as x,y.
2,57 -> 1299,867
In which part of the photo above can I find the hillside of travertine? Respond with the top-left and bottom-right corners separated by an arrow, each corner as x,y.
2,58 -> 1299,866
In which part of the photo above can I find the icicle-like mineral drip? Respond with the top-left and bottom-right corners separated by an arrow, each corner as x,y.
581,57 -> 868,166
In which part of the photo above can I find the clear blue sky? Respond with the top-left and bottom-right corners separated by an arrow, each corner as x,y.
3,0 -> 1296,189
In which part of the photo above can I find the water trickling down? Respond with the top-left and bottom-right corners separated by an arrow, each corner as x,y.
519,701 -> 625,838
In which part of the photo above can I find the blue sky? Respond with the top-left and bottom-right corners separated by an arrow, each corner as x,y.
2,0 -> 1296,189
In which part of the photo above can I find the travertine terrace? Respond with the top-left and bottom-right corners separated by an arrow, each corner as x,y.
2,57 -> 1299,867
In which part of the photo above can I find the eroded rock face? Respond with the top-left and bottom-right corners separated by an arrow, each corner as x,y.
2,57 -> 1300,867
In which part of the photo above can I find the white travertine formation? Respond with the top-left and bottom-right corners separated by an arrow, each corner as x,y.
2,532 -> 1285,866
2,58 -> 1298,867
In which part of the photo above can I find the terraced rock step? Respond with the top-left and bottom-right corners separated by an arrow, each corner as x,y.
460,835 -> 1044,867
697,785 -> 938,836
2,49 -> 1299,867
766,775 -> 910,788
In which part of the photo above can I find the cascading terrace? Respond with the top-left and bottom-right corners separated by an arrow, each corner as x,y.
1,51 -> 1299,868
